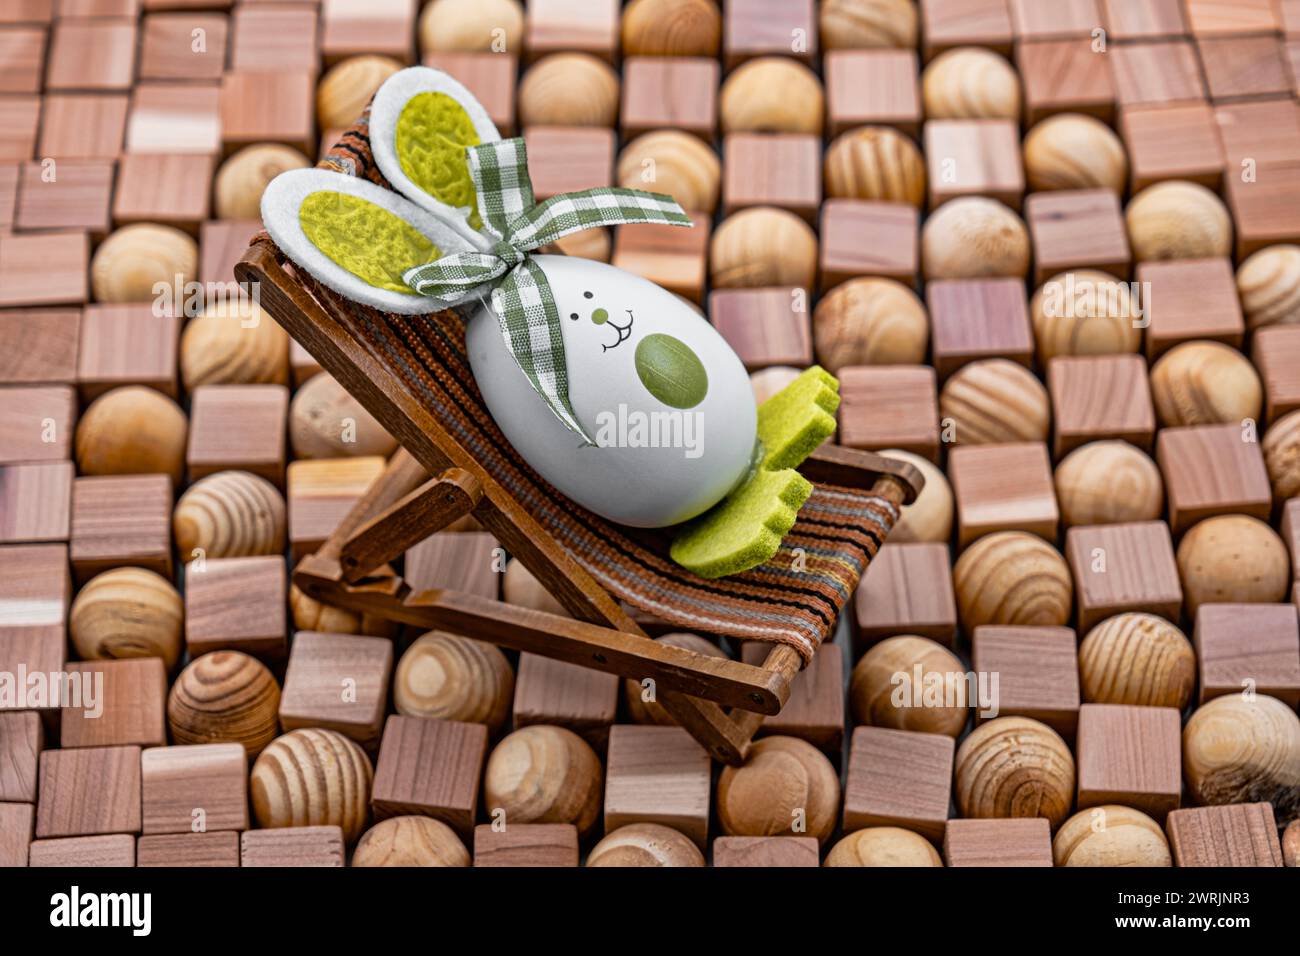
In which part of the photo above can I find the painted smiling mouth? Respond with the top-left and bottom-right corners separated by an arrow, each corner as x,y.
602,310 -> 634,352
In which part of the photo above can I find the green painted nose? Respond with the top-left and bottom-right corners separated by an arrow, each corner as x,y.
591,308 -> 609,325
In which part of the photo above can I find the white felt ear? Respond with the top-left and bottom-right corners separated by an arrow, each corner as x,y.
261,168 -> 480,315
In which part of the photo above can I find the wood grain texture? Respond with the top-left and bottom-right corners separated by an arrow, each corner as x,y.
943,817 -> 1053,866
854,542 -> 959,645
173,470 -> 286,560
60,658 -> 167,749
843,725 -> 953,841
89,224 -> 194,305
1076,704 -> 1182,821
1139,259 -> 1244,358
718,735 -> 840,844
1120,102 -> 1224,192
719,57 -> 823,134
1055,441 -> 1164,528
1026,188 -> 1131,285
742,640 -> 844,751
394,632 -> 514,730
522,126 -> 616,199
971,626 -> 1080,739
709,286 -> 813,370
519,52 -> 619,126
1126,181 -> 1232,262
1150,341 -> 1261,428
0,802 -> 33,867
604,725 -> 711,848
824,827 -> 941,866
0,711 -> 41,803
851,636 -> 968,737
924,118 -> 1023,210
69,473 -> 173,582
1048,355 -> 1155,457
1264,410 -> 1300,503
1176,515 -> 1290,615
1079,612 -> 1195,709
179,302 -> 289,393
922,46 -> 1019,119
1155,424 -> 1272,533
928,280 -> 1034,379
723,132 -> 821,222
820,199 -> 918,290
141,743 -> 248,835
953,531 -> 1073,632
713,835 -> 821,867
76,305 -> 179,400
1194,604 -> 1300,706
0,310 -> 79,386
586,822 -> 705,866
75,387 -> 185,484
0,235 -> 89,309
36,745 -> 141,838
183,555 -> 287,659
136,831 -> 240,868
286,456 -> 387,561
1053,805 -> 1172,866
279,631 -> 393,746
710,206 -> 818,290
950,441 -> 1058,546
625,633 -> 727,727
838,366 -> 939,461
920,0 -> 1013,58
352,816 -> 470,867
1283,819 -> 1299,867
1024,114 -> 1127,193
473,823 -> 580,867
1166,803 -> 1283,867
1016,37 -> 1115,123
289,371 -> 396,460
877,449 -> 953,543
1182,694 -> 1300,821
28,834 -> 135,867
940,360 -> 1047,446
187,384 -> 289,486
826,49 -> 921,137
512,652 -> 619,750
812,277 -> 928,371
954,716 -> 1075,828
402,531 -> 500,601
823,126 -> 926,206
240,825 -> 345,867
167,650 -> 282,758
1239,249 -> 1300,334
0,462 -> 73,545
620,56 -> 718,139
251,728 -> 373,844
69,567 -> 182,669
482,724 -> 600,837
1065,520 -> 1183,630
623,0 -> 720,58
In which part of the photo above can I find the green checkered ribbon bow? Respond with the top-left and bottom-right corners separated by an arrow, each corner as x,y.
402,137 -> 692,442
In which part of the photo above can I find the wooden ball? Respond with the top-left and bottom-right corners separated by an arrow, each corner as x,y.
541,226 -> 611,262
1079,612 -> 1195,709
622,0 -> 721,56
877,448 -> 953,543
75,386 -> 187,485
823,126 -> 926,206
1177,515 -> 1290,616
1284,819 -> 1300,867
1149,340 -> 1262,427
921,47 -> 1020,120
624,633 -> 728,725
750,366 -> 802,405
419,0 -> 524,54
939,358 -> 1050,444
617,130 -> 720,214
1183,694 -> 1300,817
921,197 -> 1029,280
1263,409 -> 1300,501
586,823 -> 705,867
502,559 -> 570,616
289,371 -> 396,459
1023,114 -> 1128,193
316,56 -> 403,130
720,57 -> 824,135
251,728 -> 373,843
168,650 -> 281,758
716,736 -> 840,844
820,0 -> 917,49
1055,441 -> 1163,527
180,300 -> 290,388
813,277 -> 928,370
288,584 -> 396,638
1053,806 -> 1172,867
69,567 -> 183,670
174,470 -> 285,559
483,725 -> 603,836
824,827 -> 942,866
352,816 -> 470,867
1126,180 -> 1232,262
711,207 -> 817,289
90,224 -> 197,303
850,635 -> 968,737
953,531 -> 1073,632
215,144 -> 311,220
1030,270 -> 1142,363
519,53 -> 619,127
1237,244 -> 1300,331
394,631 -> 514,730
954,716 -> 1076,829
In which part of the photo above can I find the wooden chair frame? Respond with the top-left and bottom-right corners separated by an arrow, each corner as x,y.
237,243 -> 922,764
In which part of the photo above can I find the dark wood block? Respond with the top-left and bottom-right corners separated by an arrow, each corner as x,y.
521,126 -> 615,200
525,0 -> 618,63
1284,500 -> 1300,587
286,456 -> 386,562
741,641 -> 844,752
280,631 -> 393,746
77,304 -> 179,400
0,710 -> 41,802
0,802 -> 33,867
924,119 -> 1023,211
842,725 -> 953,842
371,715 -> 489,840
1223,159 -> 1300,260
1210,99 -> 1300,172
0,626 -> 66,712
1194,603 -> 1300,707
320,0 -> 416,64
220,71 -> 315,156
0,233 -> 89,307
712,835 -> 820,867
472,823 -> 579,867
45,17 -> 135,91
0,384 -> 76,463
240,826 -> 345,867
0,25 -> 44,93
423,52 -> 518,137
1198,36 -> 1290,102
230,2 -> 318,73
1137,258 -> 1243,359
971,626 -> 1081,739
708,287 -> 812,371
0,541 -> 69,626
825,49 -> 921,138
1025,188 -> 1130,284
950,441 -> 1059,547
125,82 -> 222,154
1254,325 -> 1300,423
1101,0 -> 1187,40
139,12 -> 228,82
820,199 -> 918,291
604,725 -> 710,849
187,384 -> 288,485
943,817 -> 1053,866
14,159 -> 113,235
29,833 -> 135,867
0,0 -> 52,26
926,278 -> 1033,379
854,542 -> 958,646
838,365 -> 939,461
140,742 -> 247,835
723,0 -> 816,68
1048,354 -> 1155,457
0,461 -> 73,543
36,744 -> 142,837
1076,703 -> 1181,821
611,213 -> 711,304
0,309 -> 79,387
69,474 -> 172,582
723,133 -> 821,221
512,652 -> 618,751
38,93 -> 128,160
1155,424 -> 1272,533
0,95 -> 39,163
1009,0 -> 1100,39
1166,802 -> 1283,867
1017,37 -> 1116,124
1065,520 -> 1182,630
404,532 -> 501,602
137,831 -> 239,867
1109,40 -> 1206,108
183,554 -> 286,659
199,219 -> 261,286
620,56 -> 718,141
61,658 -> 167,749
919,0 -> 1013,59
1120,102 -> 1224,192
113,153 -> 214,234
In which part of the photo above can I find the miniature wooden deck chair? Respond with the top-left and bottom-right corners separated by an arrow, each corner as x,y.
236,105 -> 922,766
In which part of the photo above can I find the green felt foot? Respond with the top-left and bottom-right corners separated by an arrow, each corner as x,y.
756,365 -> 840,470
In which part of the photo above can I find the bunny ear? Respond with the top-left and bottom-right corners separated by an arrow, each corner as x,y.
369,67 -> 502,237
260,168 -> 478,315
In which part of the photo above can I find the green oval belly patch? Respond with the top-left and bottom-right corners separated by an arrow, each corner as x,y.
635,334 -> 708,409
396,91 -> 482,230
299,191 -> 441,294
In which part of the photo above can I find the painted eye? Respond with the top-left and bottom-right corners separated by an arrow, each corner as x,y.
591,308 -> 608,325
569,312 -> 578,320
583,291 -> 593,299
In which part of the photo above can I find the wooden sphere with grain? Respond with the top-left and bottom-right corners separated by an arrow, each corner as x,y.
1126,181 -> 1232,261
850,636 -> 968,737
418,0 -> 523,54
954,716 -> 1076,829
1079,613 -> 1195,709
90,224 -> 197,303
939,358 -> 1050,445
394,631 -> 514,730
1263,410 -> 1300,501
1055,441 -> 1163,527
352,816 -> 470,867
174,470 -> 285,559
68,567 -> 183,670
1183,695 -> 1300,815
541,226 -> 611,262
168,650 -> 281,757
617,130 -> 720,214
586,823 -> 705,867
720,57 -> 824,135
750,366 -> 802,404
716,736 -> 840,844
820,0 -> 917,49
812,277 -> 928,370
953,532 -> 1073,632
1149,340 -> 1262,427
288,584 -> 396,638
483,725 -> 602,836
823,126 -> 926,206
823,827 -> 942,867
519,54 -> 619,127
622,0 -> 720,56
1177,516 -> 1290,616
1286,820 -> 1300,867
1237,244 -> 1300,330
710,207 -> 817,289
75,386 -> 187,485
1023,114 -> 1128,193
180,300 -> 290,388
624,633 -> 728,725
1053,806 -> 1172,867
215,144 -> 311,220
878,448 -> 953,543
502,559 -> 569,616
251,728 -> 373,843
1030,270 -> 1142,363
289,371 -> 396,459
921,47 -> 1020,120
316,56 -> 402,130
922,197 -> 1029,280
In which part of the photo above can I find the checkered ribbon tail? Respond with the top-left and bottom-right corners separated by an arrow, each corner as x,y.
402,137 -> 692,442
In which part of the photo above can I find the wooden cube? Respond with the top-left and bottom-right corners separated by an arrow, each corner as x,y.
723,133 -> 821,222
38,93 -> 128,160
712,836 -> 820,867
0,710 -> 41,802
943,817 -> 1053,866
280,631 -> 393,746
1009,0 -> 1101,39
0,546 -> 68,711
842,725 -> 953,842
69,474 -> 172,582
1109,40 -> 1206,108
1048,354 -> 1155,457
1101,0 -> 1188,40
230,2 -> 318,73
15,160 -> 113,236
1017,38 -> 1116,123
741,641 -> 844,752
708,287 -> 812,371
1213,99 -> 1300,176
1254,325 -> 1300,423
45,18 -> 135,92
1076,703 -> 1181,821
1184,0 -> 1278,36
525,0 -> 618,63
723,0 -> 816,68
126,83 -> 222,154
241,826 -> 345,867
405,532 -> 500,602
604,725 -> 710,848
422,53 -> 517,136
371,715 -> 488,840
1194,604 -> 1300,707
1223,159 -> 1300,260
825,50 -> 921,138
924,119 -> 1023,211
184,555 -> 287,659
854,542 -> 958,646
950,442 -> 1059,547
0,309 -> 79,387
1198,37 -> 1290,102
186,384 -> 288,485
1026,189 -> 1130,284
0,461 -> 73,544
838,365 -> 939,462
820,200 -> 918,291
472,823 -> 579,867
0,802 -> 33,867
320,0 -> 416,64
1155,424 -> 1272,533
113,153 -> 214,234
611,213 -> 711,303
512,653 -> 618,751
926,278 -> 1033,379
919,0 -> 1013,59
0,25 -> 44,93
220,71 -> 315,156
1120,103 -> 1224,192
77,305 -> 180,400
0,233 -> 89,307
28,834 -> 135,867
1166,803 -> 1284,867
521,127 -> 614,200
199,219 -> 261,286
0,95 -> 39,163
287,456 -> 386,562
60,658 -> 167,749
1137,258 -> 1243,359
36,745 -> 142,837
1066,520 -> 1182,630
137,831 -> 240,867
140,743 -> 247,835
620,57 -> 718,141
139,12 -> 228,82
0,383 -> 77,463
971,625 -> 1081,739
1284,500 -> 1300,585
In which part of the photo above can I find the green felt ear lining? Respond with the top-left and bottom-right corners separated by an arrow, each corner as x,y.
299,191 -> 442,294
395,91 -> 483,230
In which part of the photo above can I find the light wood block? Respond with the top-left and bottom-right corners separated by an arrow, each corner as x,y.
741,641 -> 844,752
1166,803 -> 1283,867
926,278 -> 1033,379
611,213 -> 711,303
723,133 -> 821,222
1109,40 -> 1206,108
1008,0 -> 1101,39
220,71 -> 315,156
141,743 -> 247,834
620,56 -> 718,140
712,836 -> 820,867
199,219 -> 261,286
1101,0 -> 1187,40
525,0 -> 618,63
1213,99 -> 1300,176
139,12 -> 228,82
924,119 -> 1023,211
919,0 -> 1013,59
843,725 -> 953,842
950,442 -> 1059,547
708,286 -> 812,370
971,626 -> 1081,740
0,233 -> 89,307
1155,424 -> 1272,533
723,0 -> 816,68
1120,102 -> 1224,192
60,658 -> 167,749
1284,500 -> 1300,586
69,474 -> 172,582
1254,325 -> 1300,423
113,152 -> 214,234
45,18 -> 135,91
280,631 -> 393,747
241,826 -> 344,867
77,305 -> 179,400
29,833 -> 135,866
472,823 -> 579,867
125,82 -> 222,153
0,710 -> 41,802
14,159 -> 113,235
512,652 -> 618,751
825,49 -> 920,138
0,802 -> 33,867
1185,0 -> 1279,36
137,831 -> 240,867
1017,37 -> 1116,124
943,817 -> 1053,866
0,542 -> 69,630
422,52 -> 517,136
1194,603 -> 1300,707
521,126 -> 615,200
838,365 -> 939,462
0,309 -> 79,386
0,95 -> 39,163
183,554 -> 287,659
1065,520 -> 1182,630
819,199 -> 918,291
404,532 -> 501,602
187,384 -> 288,485
38,93 -> 128,159
230,2 -> 318,73
1076,703 -> 1182,821
371,715 -> 489,840
286,456 -> 386,562
320,0 -> 416,64
1223,158 -> 1300,260
604,725 -> 710,849
36,745 -> 141,837
1025,188 -> 1130,284
1137,258 -> 1243,359
0,461 -> 73,543
1198,36 -> 1290,102
0,26 -> 44,93
1048,354 -> 1155,457
854,542 -> 958,646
